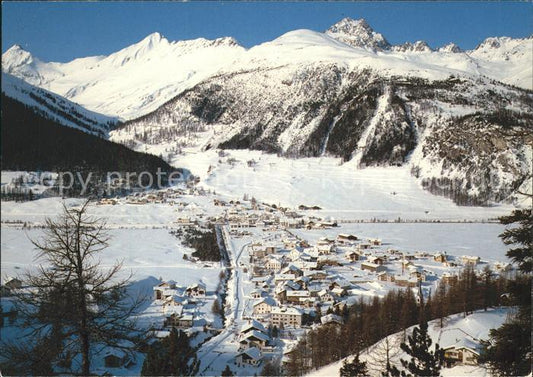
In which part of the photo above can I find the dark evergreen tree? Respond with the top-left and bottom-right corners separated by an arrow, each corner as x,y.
221,364 -> 234,376
479,209 -> 532,376
498,209 -> 532,273
141,328 -> 197,376
339,353 -> 368,377
261,359 -> 281,376
398,322 -> 444,376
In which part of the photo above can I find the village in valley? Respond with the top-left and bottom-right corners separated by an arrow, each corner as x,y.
90,184 -> 520,373
0,169 -> 518,376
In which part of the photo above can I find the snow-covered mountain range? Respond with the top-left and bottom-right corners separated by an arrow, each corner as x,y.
2,18 -> 532,205
2,18 -> 532,120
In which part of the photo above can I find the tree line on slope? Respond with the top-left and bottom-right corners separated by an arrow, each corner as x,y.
1,95 -> 176,197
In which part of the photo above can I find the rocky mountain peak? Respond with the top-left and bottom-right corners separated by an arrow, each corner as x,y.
439,42 -> 463,53
2,44 -> 35,72
326,17 -> 391,51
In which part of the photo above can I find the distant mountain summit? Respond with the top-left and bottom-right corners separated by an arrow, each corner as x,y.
325,18 -> 391,51
438,42 -> 463,53
392,40 -> 433,53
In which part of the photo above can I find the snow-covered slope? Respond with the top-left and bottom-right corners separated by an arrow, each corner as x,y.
307,308 -> 511,377
1,72 -> 115,137
111,59 -> 532,206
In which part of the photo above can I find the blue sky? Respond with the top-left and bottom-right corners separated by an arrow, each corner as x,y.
2,2 -> 532,62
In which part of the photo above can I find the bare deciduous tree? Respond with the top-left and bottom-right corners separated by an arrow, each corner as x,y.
1,201 -> 147,375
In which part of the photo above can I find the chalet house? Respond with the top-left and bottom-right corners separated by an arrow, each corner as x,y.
444,345 -> 480,366
442,273 -> 458,285
345,250 -> 359,262
294,276 -> 310,290
236,347 -> 262,366
286,290 -> 310,304
336,234 -> 358,245
331,287 -> 346,297
4,278 -> 22,290
153,281 -> 177,300
270,306 -> 303,328
358,243 -> 372,250
288,248 -> 303,261
281,265 -> 303,278
394,275 -> 418,288
321,313 -> 344,326
369,238 -> 382,246
378,272 -> 395,282
361,262 -> 387,273
304,271 -> 328,281
275,288 -> 287,303
318,220 -> 337,228
409,269 -> 426,282
292,260 -> 318,271
253,297 -> 276,315
299,297 -> 318,308
241,320 -> 267,336
239,331 -> 270,351
316,244 -> 334,255
162,296 -> 184,314
317,237 -> 335,246
318,289 -> 337,303
186,283 -> 206,298
367,256 -> 386,266
250,289 -> 266,299
461,255 -> 481,265
165,313 -> 193,328
283,238 -> 299,249
103,349 -> 132,368
434,252 -> 447,263
265,257 -> 283,271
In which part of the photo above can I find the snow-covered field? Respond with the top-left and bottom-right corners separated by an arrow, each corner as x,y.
1,227 -> 223,287
173,150 -> 517,221
292,223 -> 508,262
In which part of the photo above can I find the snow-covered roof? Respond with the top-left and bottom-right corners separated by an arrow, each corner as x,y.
253,297 -> 277,307
286,290 -> 310,297
241,319 -> 267,334
242,330 -> 270,342
271,306 -> 302,316
237,346 -> 262,360
321,313 -> 344,325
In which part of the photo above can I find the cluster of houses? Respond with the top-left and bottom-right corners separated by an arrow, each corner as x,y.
97,186 -> 205,206
152,280 -> 207,329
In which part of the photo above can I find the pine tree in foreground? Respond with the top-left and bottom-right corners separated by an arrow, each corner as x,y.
479,208 -> 532,376
141,328 -> 198,376
339,353 -> 368,377
394,321 -> 444,377
221,364 -> 234,376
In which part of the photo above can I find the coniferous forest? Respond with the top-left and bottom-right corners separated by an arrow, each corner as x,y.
1,95 -> 174,178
